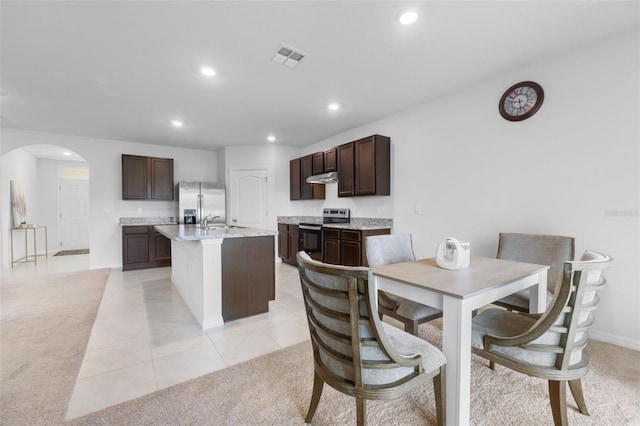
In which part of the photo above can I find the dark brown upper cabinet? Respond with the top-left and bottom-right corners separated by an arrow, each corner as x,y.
312,152 -> 324,174
300,155 -> 314,199
122,154 -> 174,200
289,155 -> 325,200
337,142 -> 355,197
324,148 -> 337,172
289,158 -> 302,200
338,135 -> 390,197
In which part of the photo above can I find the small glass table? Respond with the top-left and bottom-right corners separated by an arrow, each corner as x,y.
10,225 -> 48,267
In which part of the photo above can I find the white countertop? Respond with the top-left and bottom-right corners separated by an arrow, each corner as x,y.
155,224 -> 277,241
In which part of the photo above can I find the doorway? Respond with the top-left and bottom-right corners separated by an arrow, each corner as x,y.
229,169 -> 268,229
59,168 -> 90,251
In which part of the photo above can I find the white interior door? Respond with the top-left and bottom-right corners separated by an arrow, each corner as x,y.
229,169 -> 268,229
60,178 -> 90,250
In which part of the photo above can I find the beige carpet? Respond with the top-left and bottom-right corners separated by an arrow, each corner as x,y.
2,268 -> 639,425
0,268 -> 110,426
69,318 -> 640,426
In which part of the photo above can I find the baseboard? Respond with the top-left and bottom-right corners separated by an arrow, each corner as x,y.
590,330 -> 640,351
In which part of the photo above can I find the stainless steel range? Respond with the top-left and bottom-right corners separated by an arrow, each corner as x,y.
298,208 -> 350,261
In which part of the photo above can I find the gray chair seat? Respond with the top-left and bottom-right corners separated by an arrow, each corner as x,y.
472,308 -> 577,367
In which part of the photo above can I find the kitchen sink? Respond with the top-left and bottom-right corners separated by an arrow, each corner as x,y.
201,224 -> 243,230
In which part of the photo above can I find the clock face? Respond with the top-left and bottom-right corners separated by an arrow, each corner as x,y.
499,81 -> 544,121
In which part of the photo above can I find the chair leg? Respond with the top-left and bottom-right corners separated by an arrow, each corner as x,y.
568,379 -> 589,415
489,361 -> 496,370
548,380 -> 568,426
356,397 -> 366,426
406,320 -> 419,336
305,371 -> 324,423
433,366 -> 446,426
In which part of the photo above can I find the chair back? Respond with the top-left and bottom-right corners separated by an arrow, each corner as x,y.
497,233 -> 575,294
296,251 -> 426,392
365,234 -> 415,268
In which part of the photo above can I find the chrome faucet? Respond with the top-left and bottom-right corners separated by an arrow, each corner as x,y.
201,214 -> 220,228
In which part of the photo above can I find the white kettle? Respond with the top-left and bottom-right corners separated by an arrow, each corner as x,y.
435,237 -> 471,270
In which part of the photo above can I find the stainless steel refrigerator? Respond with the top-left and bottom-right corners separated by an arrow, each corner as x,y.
175,181 -> 226,225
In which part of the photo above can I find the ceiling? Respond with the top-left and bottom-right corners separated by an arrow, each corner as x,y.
2,1 -> 638,153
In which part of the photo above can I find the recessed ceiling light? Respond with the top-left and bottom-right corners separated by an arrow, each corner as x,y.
170,120 -> 184,127
328,103 -> 340,111
267,135 -> 276,142
397,10 -> 418,25
200,66 -> 216,76
62,151 -> 71,156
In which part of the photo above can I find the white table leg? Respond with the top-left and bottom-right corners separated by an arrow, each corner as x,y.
528,269 -> 548,313
442,295 -> 473,426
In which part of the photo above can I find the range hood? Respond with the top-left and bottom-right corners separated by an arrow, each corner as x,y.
306,171 -> 338,184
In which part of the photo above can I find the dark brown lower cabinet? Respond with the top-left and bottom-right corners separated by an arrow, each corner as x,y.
122,225 -> 171,271
322,228 -> 341,265
222,236 -> 275,322
323,228 -> 390,266
278,223 -> 299,265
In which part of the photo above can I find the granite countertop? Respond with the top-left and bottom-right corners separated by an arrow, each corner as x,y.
155,224 -> 277,241
277,216 -> 392,231
120,217 -> 177,226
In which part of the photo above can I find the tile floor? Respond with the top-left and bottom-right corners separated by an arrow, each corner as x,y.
2,254 -> 309,420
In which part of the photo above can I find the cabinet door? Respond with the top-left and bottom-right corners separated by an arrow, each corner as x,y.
288,229 -> 299,261
289,159 -> 301,200
323,238 -> 341,264
150,230 -> 172,261
337,143 -> 354,197
122,155 -> 148,200
312,152 -> 324,174
300,155 -> 314,199
221,236 -> 274,321
341,240 -> 361,267
122,226 -> 150,265
354,137 -> 376,195
354,135 -> 390,196
324,148 -> 337,172
150,158 -> 174,200
277,224 -> 288,260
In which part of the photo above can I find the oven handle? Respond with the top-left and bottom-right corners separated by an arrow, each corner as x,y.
299,225 -> 323,231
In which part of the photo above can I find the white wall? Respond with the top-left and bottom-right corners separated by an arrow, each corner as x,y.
1,129 -> 219,269
0,148 -> 39,266
294,31 -> 640,350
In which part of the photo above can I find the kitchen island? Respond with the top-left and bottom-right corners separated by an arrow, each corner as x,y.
155,224 -> 277,329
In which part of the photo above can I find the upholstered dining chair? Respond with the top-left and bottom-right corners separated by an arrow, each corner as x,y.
493,233 -> 575,312
365,234 -> 443,336
471,250 -> 613,426
297,251 -> 446,426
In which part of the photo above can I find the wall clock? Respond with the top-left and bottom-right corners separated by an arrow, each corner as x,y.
499,81 -> 544,121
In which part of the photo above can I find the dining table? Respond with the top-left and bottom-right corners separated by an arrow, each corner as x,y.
372,255 -> 549,426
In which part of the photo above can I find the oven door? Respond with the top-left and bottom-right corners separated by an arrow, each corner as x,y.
298,225 -> 322,261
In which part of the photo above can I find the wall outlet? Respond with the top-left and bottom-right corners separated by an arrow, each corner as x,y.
414,204 -> 422,215
137,207 -> 143,213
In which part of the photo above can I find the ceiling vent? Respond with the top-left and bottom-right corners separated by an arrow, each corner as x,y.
272,44 -> 306,68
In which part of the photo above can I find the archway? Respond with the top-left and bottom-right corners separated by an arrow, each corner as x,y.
1,144 -> 89,269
